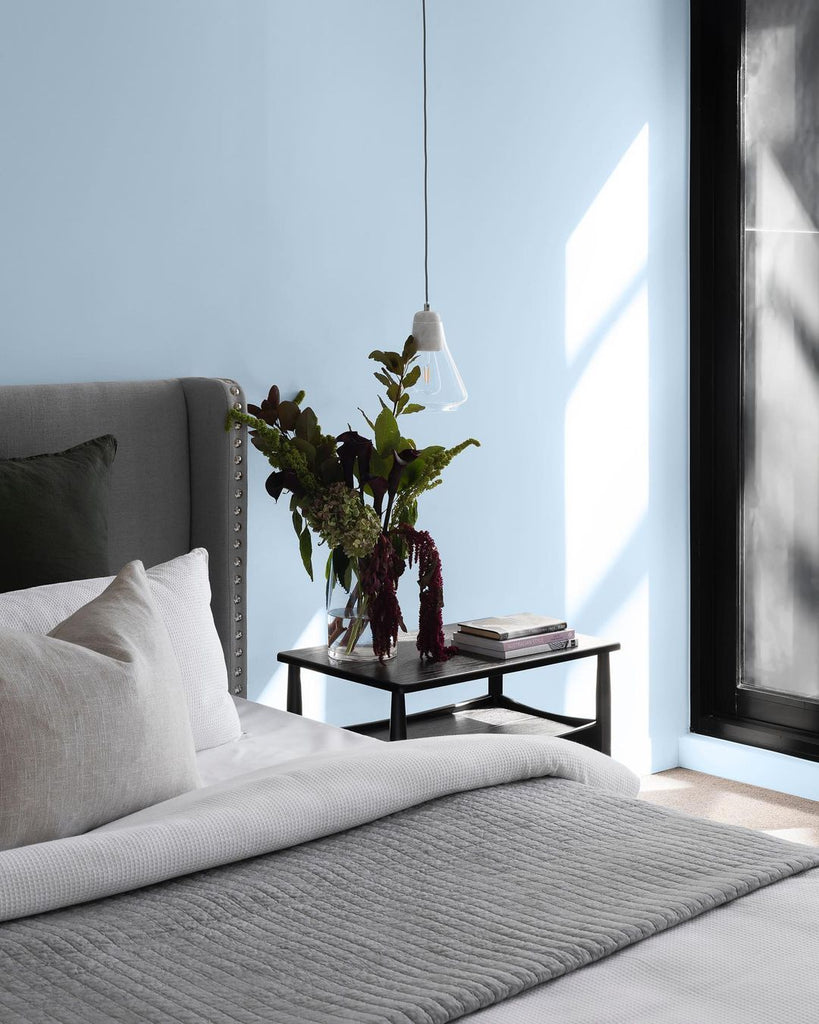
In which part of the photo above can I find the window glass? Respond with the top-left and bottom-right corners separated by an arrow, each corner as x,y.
741,0 -> 819,696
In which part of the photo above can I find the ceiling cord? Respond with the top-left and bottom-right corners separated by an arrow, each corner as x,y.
422,0 -> 430,311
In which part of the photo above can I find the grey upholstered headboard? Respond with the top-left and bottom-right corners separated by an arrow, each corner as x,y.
0,377 -> 248,696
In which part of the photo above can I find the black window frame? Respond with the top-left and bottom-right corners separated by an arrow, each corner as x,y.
690,0 -> 819,762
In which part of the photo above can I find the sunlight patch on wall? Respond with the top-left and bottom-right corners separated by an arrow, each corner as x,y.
258,607 -> 327,720
565,125 -> 649,363
564,283 -> 649,614
562,124 -> 651,772
564,126 -> 649,620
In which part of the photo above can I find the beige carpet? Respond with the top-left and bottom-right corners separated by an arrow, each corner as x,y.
640,768 -> 819,846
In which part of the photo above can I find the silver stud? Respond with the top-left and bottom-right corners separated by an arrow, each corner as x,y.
232,684 -> 242,694
234,489 -> 243,499
234,612 -> 244,622
234,667 -> 243,677
233,402 -> 242,411
233,594 -> 242,604
235,630 -> 244,641
235,649 -> 244,658
234,471 -> 243,481
234,575 -> 242,585
233,556 -> 242,567
233,437 -> 242,448
233,539 -> 242,549
233,506 -> 242,516
234,455 -> 243,465
229,385 -> 240,396
233,522 -> 242,533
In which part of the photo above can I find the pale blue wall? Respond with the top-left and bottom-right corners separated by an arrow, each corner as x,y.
1,0 -> 690,774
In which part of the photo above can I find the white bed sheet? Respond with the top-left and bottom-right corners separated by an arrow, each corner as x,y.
468,867 -> 819,1023
195,697 -> 377,787
197,702 -> 819,1023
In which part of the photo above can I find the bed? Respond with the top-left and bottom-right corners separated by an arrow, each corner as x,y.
1,377 -> 818,1024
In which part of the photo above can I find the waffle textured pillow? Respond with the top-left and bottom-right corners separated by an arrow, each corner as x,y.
0,549 -> 241,752
0,561 -> 200,851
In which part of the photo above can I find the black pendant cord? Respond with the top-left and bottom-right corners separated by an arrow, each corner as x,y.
422,0 -> 430,311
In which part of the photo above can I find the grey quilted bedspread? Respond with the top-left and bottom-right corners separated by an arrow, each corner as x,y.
2,776 -> 817,1024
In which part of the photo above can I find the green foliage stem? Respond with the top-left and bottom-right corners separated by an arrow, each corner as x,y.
227,408 -> 320,499
390,438 -> 480,528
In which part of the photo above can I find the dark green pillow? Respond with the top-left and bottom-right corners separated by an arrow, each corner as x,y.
0,435 -> 117,593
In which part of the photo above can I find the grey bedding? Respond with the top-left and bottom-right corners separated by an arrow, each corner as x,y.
1,736 -> 817,1024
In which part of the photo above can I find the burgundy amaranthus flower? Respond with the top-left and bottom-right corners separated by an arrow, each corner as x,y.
360,533 -> 406,661
361,527 -> 454,663
402,527 -> 457,663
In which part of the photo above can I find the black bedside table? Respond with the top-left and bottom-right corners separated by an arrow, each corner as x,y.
277,631 -> 619,755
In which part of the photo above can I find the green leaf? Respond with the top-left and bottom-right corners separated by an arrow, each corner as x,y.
402,403 -> 425,414
358,406 -> 377,432
277,401 -> 300,431
397,393 -> 410,413
369,450 -> 392,479
403,365 -> 421,388
299,525 -> 313,580
402,335 -> 418,361
399,458 -> 425,486
332,547 -> 350,590
324,551 -> 334,604
291,436 -> 317,466
294,406 -> 318,441
386,383 -> 400,403
374,371 -> 392,388
374,407 -> 400,455
292,510 -> 303,536
384,352 -> 403,374
368,349 -> 387,363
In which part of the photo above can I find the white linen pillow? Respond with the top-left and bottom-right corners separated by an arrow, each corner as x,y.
0,548 -> 241,751
0,560 -> 200,851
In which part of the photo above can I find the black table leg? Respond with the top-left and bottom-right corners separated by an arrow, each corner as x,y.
488,671 -> 503,703
286,665 -> 303,716
390,690 -> 407,741
595,652 -> 611,756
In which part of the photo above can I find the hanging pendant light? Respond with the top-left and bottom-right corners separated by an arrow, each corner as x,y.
411,0 -> 467,412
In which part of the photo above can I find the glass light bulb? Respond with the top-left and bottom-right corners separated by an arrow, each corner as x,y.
411,309 -> 467,412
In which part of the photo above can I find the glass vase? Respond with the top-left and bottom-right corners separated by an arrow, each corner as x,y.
326,553 -> 396,662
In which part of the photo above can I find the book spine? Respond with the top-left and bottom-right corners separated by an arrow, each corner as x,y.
453,629 -> 575,652
476,638 -> 578,660
459,621 -> 568,640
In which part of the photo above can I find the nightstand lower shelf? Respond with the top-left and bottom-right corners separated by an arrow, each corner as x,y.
346,693 -> 597,744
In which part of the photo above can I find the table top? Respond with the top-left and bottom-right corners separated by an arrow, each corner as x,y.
278,631 -> 620,694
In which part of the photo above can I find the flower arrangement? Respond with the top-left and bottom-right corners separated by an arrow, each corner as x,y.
228,337 -> 478,662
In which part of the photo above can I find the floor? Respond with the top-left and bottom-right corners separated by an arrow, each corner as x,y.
640,767 -> 819,846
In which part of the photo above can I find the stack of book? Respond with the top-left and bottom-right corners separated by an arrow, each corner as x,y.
453,614 -> 576,660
